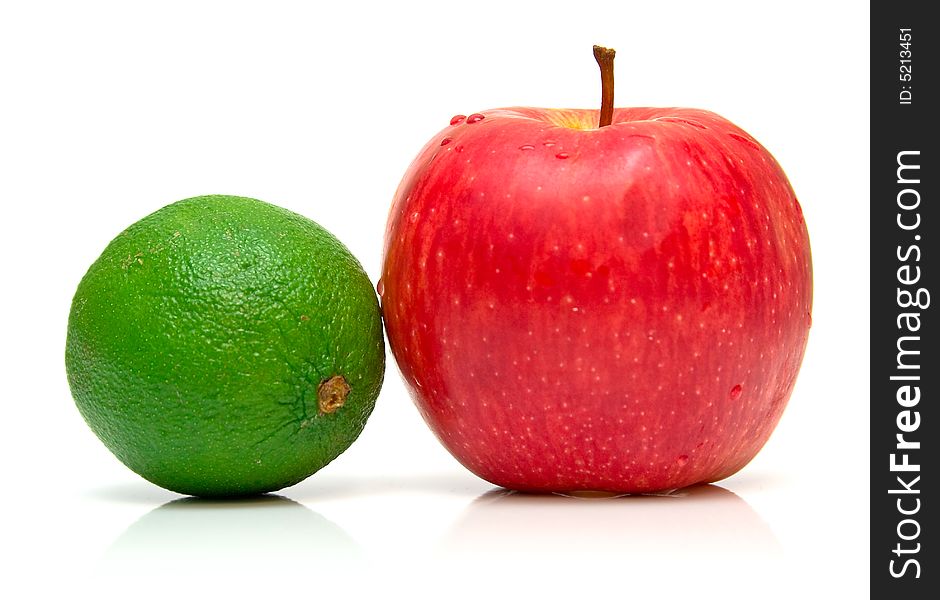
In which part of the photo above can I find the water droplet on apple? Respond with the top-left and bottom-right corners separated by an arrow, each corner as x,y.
450,114 -> 466,125
728,132 -> 760,150
467,113 -> 485,124
657,117 -> 707,129
455,145 -> 465,153
543,140 -> 556,148
409,211 -> 419,223
376,278 -> 385,297
519,144 -> 535,151
555,152 -> 570,159
440,137 -> 452,146
676,455 -> 689,467
730,384 -> 743,400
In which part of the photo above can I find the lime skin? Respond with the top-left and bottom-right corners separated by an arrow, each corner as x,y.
66,195 -> 385,497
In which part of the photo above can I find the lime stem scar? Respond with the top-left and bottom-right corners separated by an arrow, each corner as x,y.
318,375 -> 350,414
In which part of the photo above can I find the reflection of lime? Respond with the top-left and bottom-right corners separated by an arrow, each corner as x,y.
66,195 -> 384,497
105,496 -> 361,564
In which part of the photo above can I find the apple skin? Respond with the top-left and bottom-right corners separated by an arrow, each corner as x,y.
381,107 -> 812,493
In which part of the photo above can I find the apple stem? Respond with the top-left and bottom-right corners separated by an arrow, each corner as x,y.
593,45 -> 616,128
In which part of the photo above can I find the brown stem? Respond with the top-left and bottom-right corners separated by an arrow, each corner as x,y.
318,375 -> 350,414
593,45 -> 616,128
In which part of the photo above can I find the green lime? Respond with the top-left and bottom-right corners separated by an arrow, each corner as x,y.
66,195 -> 384,497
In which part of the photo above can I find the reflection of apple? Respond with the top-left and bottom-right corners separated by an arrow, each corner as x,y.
435,486 -> 783,594
381,47 -> 812,492
439,485 -> 781,558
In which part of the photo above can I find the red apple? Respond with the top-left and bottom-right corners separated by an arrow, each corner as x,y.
380,47 -> 812,493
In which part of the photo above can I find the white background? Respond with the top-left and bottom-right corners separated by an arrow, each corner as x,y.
0,1 -> 869,597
